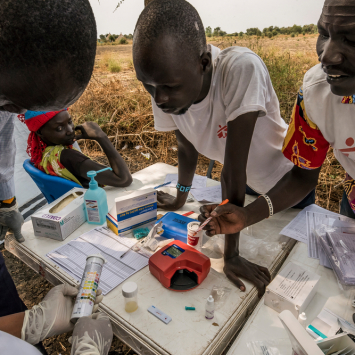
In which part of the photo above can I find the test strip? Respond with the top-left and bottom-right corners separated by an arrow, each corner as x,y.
147,305 -> 172,324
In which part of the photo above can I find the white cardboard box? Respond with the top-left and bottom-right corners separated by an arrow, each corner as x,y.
265,262 -> 320,318
31,188 -> 87,241
279,311 -> 355,355
106,188 -> 157,235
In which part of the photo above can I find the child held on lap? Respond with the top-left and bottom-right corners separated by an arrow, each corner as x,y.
20,109 -> 132,188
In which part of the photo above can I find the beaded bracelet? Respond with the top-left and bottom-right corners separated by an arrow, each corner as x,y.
176,183 -> 191,193
258,194 -> 273,218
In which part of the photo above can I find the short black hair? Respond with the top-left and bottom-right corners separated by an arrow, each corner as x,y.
0,0 -> 97,86
133,0 -> 206,61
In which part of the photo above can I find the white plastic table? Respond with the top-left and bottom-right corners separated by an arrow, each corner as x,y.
6,163 -> 299,355
227,241 -> 355,355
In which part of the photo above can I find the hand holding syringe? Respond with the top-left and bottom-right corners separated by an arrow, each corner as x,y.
194,199 -> 229,236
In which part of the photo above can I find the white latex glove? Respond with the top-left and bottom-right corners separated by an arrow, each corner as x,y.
69,312 -> 113,355
21,284 -> 104,345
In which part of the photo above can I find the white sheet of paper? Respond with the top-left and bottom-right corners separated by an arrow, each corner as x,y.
280,204 -> 332,243
190,185 -> 222,203
47,226 -> 149,295
163,174 -> 207,189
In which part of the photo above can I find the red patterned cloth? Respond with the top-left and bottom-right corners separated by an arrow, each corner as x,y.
283,87 -> 355,214
282,87 -> 330,170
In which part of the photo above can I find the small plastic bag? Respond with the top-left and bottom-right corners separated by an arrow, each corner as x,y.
132,227 -> 150,240
142,221 -> 163,246
314,224 -> 355,291
247,339 -> 291,355
146,237 -> 174,252
210,285 -> 231,310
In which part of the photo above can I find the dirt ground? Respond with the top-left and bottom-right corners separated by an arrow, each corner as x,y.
2,34 -> 322,354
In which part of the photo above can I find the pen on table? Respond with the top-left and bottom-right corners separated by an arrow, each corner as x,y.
154,181 -> 172,189
120,239 -> 144,259
195,199 -> 229,234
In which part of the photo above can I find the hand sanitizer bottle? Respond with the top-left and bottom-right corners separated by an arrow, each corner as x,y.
84,167 -> 112,225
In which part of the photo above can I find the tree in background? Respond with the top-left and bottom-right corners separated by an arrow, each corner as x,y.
99,34 -> 107,42
213,27 -> 221,36
205,26 -> 212,37
246,27 -> 262,36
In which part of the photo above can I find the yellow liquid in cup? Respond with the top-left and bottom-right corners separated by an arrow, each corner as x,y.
125,301 -> 138,313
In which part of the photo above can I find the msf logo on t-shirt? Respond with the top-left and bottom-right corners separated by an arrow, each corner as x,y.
217,125 -> 227,139
340,137 -> 355,159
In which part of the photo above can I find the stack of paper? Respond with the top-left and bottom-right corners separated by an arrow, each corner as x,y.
280,204 -> 333,243
280,204 -> 355,275
47,226 -> 149,295
190,185 -> 222,203
318,230 -> 355,286
163,174 -> 207,189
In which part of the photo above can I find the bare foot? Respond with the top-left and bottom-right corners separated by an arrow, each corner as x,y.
224,255 -> 271,298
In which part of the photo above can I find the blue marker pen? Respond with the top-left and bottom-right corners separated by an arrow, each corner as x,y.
154,181 -> 172,189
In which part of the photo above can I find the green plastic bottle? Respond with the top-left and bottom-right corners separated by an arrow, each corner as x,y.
84,167 -> 112,225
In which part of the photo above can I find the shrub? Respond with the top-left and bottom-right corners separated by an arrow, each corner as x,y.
291,33 -> 295,37
267,32 -> 273,38
119,37 -> 128,45
100,53 -> 121,73
108,61 -> 121,73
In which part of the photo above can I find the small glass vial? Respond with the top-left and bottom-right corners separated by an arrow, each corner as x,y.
205,295 -> 215,320
122,281 -> 138,313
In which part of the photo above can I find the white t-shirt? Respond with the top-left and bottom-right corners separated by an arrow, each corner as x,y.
303,64 -> 355,179
0,331 -> 41,355
153,45 -> 293,193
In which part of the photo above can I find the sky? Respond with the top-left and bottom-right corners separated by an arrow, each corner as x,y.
89,0 -> 325,37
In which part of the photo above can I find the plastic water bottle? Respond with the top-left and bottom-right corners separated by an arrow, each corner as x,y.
205,295 -> 215,320
84,167 -> 112,225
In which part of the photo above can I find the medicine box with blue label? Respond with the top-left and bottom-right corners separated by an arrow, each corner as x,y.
106,188 -> 157,235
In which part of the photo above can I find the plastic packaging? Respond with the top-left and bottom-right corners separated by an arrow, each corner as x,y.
132,227 -> 150,240
205,295 -> 214,320
314,226 -> 355,290
84,167 -> 112,225
122,281 -> 138,313
247,340 -> 288,355
142,221 -> 163,247
298,312 -> 307,327
145,237 -> 174,252
187,221 -> 203,250
71,254 -> 105,323
210,285 -> 232,310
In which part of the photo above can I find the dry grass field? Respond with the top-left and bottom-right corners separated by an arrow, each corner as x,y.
2,34 -> 346,355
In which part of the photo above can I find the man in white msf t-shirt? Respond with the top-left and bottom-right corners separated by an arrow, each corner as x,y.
132,0 -> 312,296
198,0 -> 355,249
